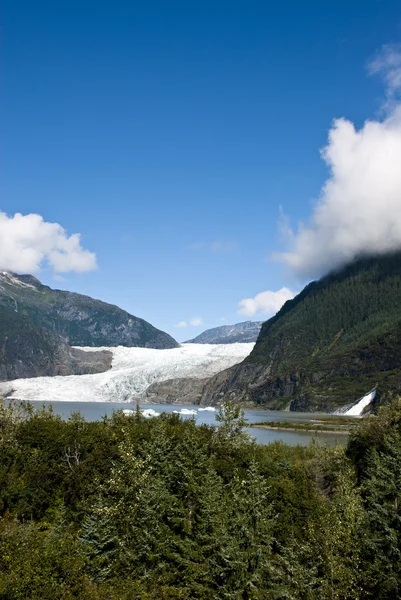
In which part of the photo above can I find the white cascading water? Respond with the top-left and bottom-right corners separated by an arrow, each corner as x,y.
344,388 -> 376,416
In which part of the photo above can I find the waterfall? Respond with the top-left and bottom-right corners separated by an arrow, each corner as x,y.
344,388 -> 376,416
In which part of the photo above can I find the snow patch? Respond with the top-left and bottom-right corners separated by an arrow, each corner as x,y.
0,272 -> 37,290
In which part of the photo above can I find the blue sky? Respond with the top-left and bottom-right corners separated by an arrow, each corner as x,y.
2,1 -> 401,340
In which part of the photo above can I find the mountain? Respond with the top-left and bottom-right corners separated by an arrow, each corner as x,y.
200,252 -> 401,412
0,272 -> 178,349
186,321 -> 263,344
0,306 -> 112,381
0,271 -> 178,382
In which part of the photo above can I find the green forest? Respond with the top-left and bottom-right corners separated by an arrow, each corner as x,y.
1,399 -> 401,599
244,253 -> 401,409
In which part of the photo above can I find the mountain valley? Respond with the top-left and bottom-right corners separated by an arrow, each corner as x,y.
2,252 -> 401,413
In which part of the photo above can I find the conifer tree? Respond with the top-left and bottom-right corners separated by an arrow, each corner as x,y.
360,429 -> 401,598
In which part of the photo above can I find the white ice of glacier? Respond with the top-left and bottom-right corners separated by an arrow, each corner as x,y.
2,343 -> 254,403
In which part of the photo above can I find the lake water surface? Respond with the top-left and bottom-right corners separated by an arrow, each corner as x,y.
25,401 -> 349,447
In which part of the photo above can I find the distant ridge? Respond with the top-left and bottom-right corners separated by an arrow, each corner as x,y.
186,321 -> 263,345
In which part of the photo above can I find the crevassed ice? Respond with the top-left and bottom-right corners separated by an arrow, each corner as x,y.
3,343 -> 254,404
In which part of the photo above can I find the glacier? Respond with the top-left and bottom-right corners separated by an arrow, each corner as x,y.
1,343 -> 253,404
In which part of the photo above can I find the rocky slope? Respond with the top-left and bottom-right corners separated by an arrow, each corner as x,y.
0,271 -> 178,349
144,377 -> 209,404
199,252 -> 401,411
0,307 -> 112,381
186,321 -> 263,344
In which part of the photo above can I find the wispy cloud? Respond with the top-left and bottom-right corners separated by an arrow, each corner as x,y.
189,317 -> 203,326
53,274 -> 67,283
191,240 -> 238,254
0,211 -> 97,274
174,317 -> 203,328
368,43 -> 401,111
238,288 -> 295,317
273,44 -> 401,279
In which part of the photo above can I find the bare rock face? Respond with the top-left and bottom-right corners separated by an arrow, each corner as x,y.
144,377 -> 210,404
0,306 -> 112,382
69,348 -> 113,375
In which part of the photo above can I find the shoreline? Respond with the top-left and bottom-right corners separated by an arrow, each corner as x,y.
252,424 -> 350,435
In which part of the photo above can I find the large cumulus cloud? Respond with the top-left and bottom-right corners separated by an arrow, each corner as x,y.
275,44 -> 401,279
0,212 -> 97,273
238,287 -> 295,317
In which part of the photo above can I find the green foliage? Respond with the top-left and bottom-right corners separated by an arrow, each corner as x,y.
245,252 -> 401,409
2,397 -> 401,598
215,401 -> 251,447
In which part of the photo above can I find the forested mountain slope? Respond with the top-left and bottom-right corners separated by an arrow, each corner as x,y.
201,252 -> 401,411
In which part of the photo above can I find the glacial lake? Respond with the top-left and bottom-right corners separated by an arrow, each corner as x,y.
25,401 -> 349,447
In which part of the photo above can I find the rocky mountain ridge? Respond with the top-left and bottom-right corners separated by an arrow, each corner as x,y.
0,307 -> 112,381
0,272 -> 178,349
186,321 -> 263,344
0,271 -> 178,381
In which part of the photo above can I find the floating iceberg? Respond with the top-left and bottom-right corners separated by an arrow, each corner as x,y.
198,406 -> 216,412
142,408 -> 160,418
122,407 -> 160,418
172,408 -> 197,415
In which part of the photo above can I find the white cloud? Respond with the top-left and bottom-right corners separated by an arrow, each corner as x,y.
274,45 -> 401,279
0,212 -> 97,274
238,287 -> 295,317
368,43 -> 401,110
189,317 -> 203,326
174,317 -> 203,328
